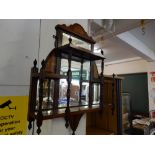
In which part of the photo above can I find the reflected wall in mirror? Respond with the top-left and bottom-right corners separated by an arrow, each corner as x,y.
60,59 -> 91,107
59,79 -> 68,108
81,82 -> 89,105
36,79 -> 54,110
62,33 -> 91,50
83,61 -> 90,80
93,83 -> 100,105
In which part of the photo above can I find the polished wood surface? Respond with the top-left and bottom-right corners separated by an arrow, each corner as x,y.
87,127 -> 114,135
86,77 -> 120,135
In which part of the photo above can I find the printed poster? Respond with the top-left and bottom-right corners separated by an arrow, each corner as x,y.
0,96 -> 28,135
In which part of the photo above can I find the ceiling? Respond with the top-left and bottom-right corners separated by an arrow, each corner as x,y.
89,19 -> 155,64
130,21 -> 155,52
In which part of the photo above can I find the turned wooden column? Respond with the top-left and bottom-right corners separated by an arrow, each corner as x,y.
36,60 -> 45,135
100,50 -> 104,110
47,79 -> 51,107
112,73 -> 115,115
79,59 -> 83,106
28,59 -> 38,130
53,35 -> 60,113
89,60 -> 93,108
65,38 -> 72,128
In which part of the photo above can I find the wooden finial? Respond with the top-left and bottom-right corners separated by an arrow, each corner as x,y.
101,49 -> 104,55
53,35 -> 58,40
28,121 -> 32,130
41,59 -> 45,68
37,128 -> 41,135
53,35 -> 58,48
33,59 -> 37,67
69,37 -> 72,44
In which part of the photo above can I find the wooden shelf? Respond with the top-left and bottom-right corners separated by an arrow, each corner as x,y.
32,105 -> 101,120
86,127 -> 114,135
32,72 -> 67,79
55,44 -> 105,62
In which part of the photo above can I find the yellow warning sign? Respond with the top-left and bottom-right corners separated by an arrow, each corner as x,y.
0,96 -> 28,135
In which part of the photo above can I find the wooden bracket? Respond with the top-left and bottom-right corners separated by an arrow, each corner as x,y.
69,113 -> 83,135
65,111 -> 83,135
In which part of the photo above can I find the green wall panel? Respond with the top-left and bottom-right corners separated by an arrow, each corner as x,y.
121,73 -> 149,114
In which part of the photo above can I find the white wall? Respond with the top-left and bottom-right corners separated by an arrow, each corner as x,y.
0,19 -> 39,96
104,59 -> 148,75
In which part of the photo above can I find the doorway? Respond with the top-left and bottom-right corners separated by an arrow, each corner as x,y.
120,73 -> 149,115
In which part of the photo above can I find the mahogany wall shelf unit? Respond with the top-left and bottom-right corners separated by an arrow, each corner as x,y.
27,23 -> 115,135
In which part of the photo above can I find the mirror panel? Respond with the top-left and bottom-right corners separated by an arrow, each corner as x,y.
93,83 -> 100,105
36,79 -> 54,110
62,33 -> 91,50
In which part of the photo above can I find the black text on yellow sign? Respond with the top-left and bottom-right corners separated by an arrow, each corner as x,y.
0,96 -> 28,135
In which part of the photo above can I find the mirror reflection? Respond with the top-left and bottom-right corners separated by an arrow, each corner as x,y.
93,83 -> 100,104
35,59 -> 100,111
60,60 -> 90,107
36,79 -> 54,110
62,33 -> 91,50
